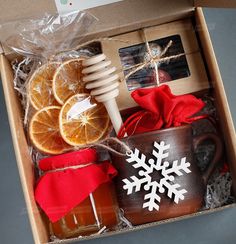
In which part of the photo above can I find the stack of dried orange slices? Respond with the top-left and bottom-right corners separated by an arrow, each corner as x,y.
28,58 -> 111,155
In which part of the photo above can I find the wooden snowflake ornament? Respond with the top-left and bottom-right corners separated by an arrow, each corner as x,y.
123,141 -> 191,211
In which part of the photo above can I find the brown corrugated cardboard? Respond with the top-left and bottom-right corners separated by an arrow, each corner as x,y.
0,1 -> 236,244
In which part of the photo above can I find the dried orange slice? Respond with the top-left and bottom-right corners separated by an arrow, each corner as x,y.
29,106 -> 71,155
53,59 -> 87,105
29,62 -> 60,110
59,94 -> 110,146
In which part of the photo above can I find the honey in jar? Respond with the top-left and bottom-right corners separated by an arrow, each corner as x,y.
35,149 -> 119,239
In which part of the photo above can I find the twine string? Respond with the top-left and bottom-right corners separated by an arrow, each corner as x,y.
123,29 -> 196,83
42,137 -> 132,174
141,28 -> 160,86
43,137 -> 132,175
91,137 -> 132,156
43,162 -> 94,174
123,51 -> 187,81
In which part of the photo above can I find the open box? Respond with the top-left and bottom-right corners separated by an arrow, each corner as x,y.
1,0 -> 236,243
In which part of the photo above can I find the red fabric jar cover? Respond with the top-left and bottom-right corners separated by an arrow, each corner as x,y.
35,149 -> 117,223
118,85 -> 206,138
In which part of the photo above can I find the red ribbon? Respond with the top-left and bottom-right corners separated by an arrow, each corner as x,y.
35,149 -> 117,223
118,85 -> 207,138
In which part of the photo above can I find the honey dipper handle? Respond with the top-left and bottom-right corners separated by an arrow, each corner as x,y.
82,53 -> 126,135
103,99 -> 123,135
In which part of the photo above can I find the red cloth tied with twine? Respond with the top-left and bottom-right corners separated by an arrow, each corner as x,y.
35,149 -> 117,223
118,85 -> 206,138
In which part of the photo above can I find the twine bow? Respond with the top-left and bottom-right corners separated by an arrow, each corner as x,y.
123,29 -> 186,86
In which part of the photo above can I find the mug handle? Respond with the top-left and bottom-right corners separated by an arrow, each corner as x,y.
193,133 -> 223,185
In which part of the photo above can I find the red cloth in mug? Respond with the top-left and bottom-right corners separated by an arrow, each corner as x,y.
35,149 -> 117,223
118,85 -> 206,138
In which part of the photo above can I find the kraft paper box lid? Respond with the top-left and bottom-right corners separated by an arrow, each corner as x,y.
0,0 -> 191,23
0,0 -> 194,38
0,0 -> 194,55
0,0 -> 236,54
0,0 -> 236,23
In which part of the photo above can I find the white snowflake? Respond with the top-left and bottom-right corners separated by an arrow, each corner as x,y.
123,141 -> 191,211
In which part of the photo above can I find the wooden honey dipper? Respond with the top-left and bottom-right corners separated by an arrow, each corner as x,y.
82,54 -> 123,134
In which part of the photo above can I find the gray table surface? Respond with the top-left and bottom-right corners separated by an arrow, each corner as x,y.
0,8 -> 236,244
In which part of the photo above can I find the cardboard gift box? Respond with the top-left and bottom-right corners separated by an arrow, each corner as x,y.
101,19 -> 209,110
1,0 -> 236,243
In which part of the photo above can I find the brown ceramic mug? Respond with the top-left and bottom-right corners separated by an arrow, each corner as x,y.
110,124 -> 223,225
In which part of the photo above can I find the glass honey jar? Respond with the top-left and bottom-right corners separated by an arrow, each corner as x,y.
35,149 -> 119,239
